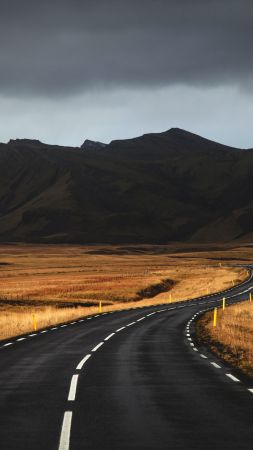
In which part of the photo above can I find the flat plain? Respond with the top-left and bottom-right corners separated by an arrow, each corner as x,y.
0,242 -> 251,340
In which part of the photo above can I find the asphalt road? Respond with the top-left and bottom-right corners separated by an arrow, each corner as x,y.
0,269 -> 253,450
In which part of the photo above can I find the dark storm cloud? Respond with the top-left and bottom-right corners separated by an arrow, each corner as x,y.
0,0 -> 252,97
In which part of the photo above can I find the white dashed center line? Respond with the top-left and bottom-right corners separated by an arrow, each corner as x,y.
76,354 -> 91,370
68,375 -> 79,401
104,333 -> 115,341
59,411 -> 72,450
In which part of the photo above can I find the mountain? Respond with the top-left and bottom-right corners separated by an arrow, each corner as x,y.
80,139 -> 107,151
1,127 -> 253,244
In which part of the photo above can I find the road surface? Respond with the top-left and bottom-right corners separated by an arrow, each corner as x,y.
0,268 -> 253,450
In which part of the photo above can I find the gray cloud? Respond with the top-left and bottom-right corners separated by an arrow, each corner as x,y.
0,0 -> 253,97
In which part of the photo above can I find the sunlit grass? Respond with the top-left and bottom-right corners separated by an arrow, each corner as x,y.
197,299 -> 253,377
0,243 -> 249,340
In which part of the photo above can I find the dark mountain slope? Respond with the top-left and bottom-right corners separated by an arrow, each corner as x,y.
0,128 -> 253,243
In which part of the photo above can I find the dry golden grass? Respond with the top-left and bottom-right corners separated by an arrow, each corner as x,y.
197,299 -> 253,378
0,243 -> 251,340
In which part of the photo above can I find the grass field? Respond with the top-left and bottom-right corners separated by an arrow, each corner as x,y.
197,299 -> 253,378
0,243 -> 251,340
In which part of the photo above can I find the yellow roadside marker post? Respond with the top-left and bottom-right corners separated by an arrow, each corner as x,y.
250,292 -> 252,302
169,293 -> 172,304
222,297 -> 226,311
32,313 -> 37,332
213,308 -> 217,327
99,301 -> 102,313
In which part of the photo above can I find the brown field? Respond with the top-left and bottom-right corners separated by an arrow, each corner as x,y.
197,300 -> 253,378
0,243 -> 252,341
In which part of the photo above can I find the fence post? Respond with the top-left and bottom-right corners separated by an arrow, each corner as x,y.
213,308 -> 217,327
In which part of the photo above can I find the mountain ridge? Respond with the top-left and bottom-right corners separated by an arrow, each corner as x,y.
0,127 -> 252,244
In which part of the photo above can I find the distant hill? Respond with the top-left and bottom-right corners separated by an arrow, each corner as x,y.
1,127 -> 253,244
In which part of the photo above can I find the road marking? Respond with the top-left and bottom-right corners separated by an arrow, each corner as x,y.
137,317 -> 145,321
70,322 -> 76,325
104,333 -> 115,341
29,334 -> 37,337
190,343 -> 194,346
3,342 -> 13,347
16,338 -> 26,341
193,347 -> 198,351
200,354 -> 208,359
68,375 -> 79,401
248,388 -> 253,394
146,312 -> 156,316
78,319 -> 84,322
87,317 -> 92,320
51,327 -> 58,330
226,373 -> 240,382
41,330 -> 48,333
211,362 -> 221,369
61,325 -> 67,328
127,322 -> 136,326
92,342 -> 104,352
76,354 -> 91,370
116,326 -> 126,332
59,411 -> 72,450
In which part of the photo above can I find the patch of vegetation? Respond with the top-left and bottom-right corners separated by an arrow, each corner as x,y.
136,278 -> 175,299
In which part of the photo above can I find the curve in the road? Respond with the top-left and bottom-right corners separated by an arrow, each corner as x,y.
0,267 -> 253,450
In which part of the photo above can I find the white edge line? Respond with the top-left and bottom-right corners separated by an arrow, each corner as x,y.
116,326 -> 126,332
211,362 -> 221,369
226,373 -> 240,382
92,342 -> 104,352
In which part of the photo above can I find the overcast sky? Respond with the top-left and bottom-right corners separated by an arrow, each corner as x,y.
0,0 -> 253,148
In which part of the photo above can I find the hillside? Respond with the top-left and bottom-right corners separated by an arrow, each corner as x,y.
1,128 -> 253,244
